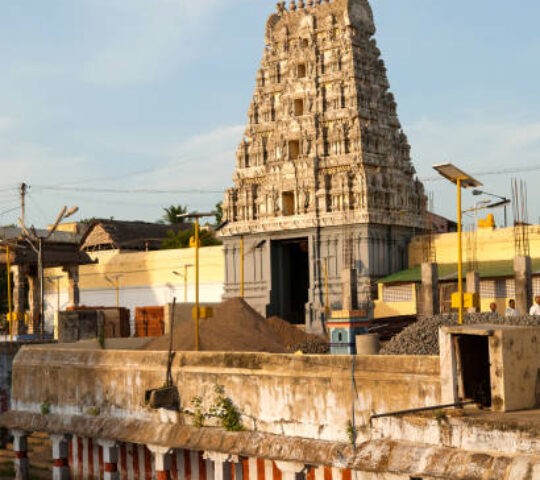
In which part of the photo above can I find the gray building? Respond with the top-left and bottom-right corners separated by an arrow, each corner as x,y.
221,0 -> 425,333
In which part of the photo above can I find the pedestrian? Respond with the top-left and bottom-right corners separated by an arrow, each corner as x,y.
505,299 -> 519,317
530,296 -> 540,316
489,302 -> 498,314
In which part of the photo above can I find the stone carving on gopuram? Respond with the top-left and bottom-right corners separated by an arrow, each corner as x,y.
221,0 -> 426,332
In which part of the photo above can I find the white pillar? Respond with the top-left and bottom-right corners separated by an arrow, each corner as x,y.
98,439 -> 119,480
12,430 -> 29,480
148,445 -> 172,480
204,452 -> 234,480
50,434 -> 70,480
274,461 -> 307,480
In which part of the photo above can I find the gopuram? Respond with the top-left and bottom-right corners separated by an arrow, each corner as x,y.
221,0 -> 426,333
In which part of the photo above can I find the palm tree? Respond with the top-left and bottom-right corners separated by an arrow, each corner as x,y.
161,205 -> 188,224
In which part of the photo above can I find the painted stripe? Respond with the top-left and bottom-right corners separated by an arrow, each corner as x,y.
68,438 -> 73,471
242,458 -> 249,480
77,436 -> 84,479
249,458 -> 258,480
93,441 -> 100,479
341,469 -> 351,480
177,449 -> 186,480
144,446 -> 152,480
121,443 -> 128,480
171,449 -> 178,480
323,467 -> 332,480
133,444 -> 140,480
71,436 -> 78,477
198,452 -> 207,480
272,462 -> 282,480
99,445 -> 104,478
138,445 -> 146,480
307,466 -> 315,480
185,449 -> 192,480
264,459 -> 273,480
206,459 -> 214,480
82,437 -> 89,479
127,444 -> 135,480
256,459 -> 265,480
87,438 -> 94,479
331,468 -> 340,480
190,451 -> 199,480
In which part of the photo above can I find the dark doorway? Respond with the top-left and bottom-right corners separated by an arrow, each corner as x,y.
455,335 -> 492,407
270,238 -> 310,325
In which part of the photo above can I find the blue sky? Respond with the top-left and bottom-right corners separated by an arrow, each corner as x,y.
0,0 -> 539,228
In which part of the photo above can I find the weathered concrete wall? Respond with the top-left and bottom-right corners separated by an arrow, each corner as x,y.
440,325 -> 540,412
11,347 -> 440,443
0,342 -> 20,413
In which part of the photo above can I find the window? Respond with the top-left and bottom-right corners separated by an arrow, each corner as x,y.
294,99 -> 304,116
289,140 -> 300,160
298,63 -> 306,78
282,191 -> 295,216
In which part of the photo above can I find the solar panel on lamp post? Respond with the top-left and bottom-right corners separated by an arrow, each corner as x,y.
433,164 -> 482,325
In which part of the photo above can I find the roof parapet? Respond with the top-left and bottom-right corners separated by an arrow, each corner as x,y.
277,0 -> 333,13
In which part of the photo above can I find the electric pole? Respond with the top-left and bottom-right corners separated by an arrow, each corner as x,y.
20,183 -> 27,225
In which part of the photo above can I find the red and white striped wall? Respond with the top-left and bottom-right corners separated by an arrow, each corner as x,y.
68,435 -> 354,480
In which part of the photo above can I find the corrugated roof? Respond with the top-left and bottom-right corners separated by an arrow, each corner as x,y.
379,258 -> 540,284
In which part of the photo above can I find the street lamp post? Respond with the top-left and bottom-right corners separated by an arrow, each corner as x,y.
472,189 -> 511,228
173,264 -> 194,303
433,164 -> 482,325
105,274 -> 123,308
177,211 -> 216,352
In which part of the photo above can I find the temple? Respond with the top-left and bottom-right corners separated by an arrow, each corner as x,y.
221,0 -> 426,332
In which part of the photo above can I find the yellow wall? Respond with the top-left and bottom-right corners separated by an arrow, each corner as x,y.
373,283 -> 417,319
409,225 -> 540,267
45,246 -> 224,294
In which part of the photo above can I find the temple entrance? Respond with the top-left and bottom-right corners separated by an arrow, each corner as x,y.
270,238 -> 310,325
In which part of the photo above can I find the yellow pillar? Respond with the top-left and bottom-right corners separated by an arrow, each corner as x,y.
457,178 -> 463,325
184,265 -> 188,303
195,218 -> 200,352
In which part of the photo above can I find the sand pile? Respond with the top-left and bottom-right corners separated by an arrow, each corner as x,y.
381,312 -> 540,356
144,298 -> 288,353
144,298 -> 329,354
267,316 -> 329,353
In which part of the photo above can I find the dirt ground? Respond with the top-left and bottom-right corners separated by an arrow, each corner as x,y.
0,432 -> 53,479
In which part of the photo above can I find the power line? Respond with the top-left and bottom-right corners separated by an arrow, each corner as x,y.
32,185 -> 225,195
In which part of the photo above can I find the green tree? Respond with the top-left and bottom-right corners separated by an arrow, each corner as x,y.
161,205 -> 188,224
215,202 -> 224,225
161,228 -> 222,250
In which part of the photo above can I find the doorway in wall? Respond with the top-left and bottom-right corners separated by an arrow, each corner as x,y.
455,334 -> 492,407
270,238 -> 310,325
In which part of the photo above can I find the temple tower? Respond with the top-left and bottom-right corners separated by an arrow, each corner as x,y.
221,0 -> 425,333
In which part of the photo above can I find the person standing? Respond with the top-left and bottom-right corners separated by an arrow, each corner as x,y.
505,299 -> 520,317
489,302 -> 498,314
530,296 -> 540,316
